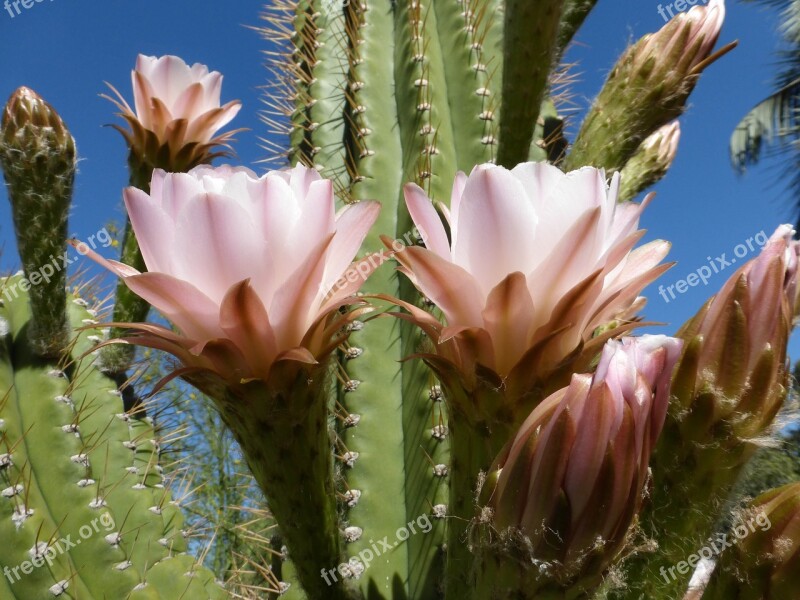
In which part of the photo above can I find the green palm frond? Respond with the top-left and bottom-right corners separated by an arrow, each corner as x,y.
730,76 -> 800,172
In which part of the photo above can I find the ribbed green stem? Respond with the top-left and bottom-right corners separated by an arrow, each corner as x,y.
432,0 -> 503,170
214,368 -> 355,600
555,0 -> 598,61
445,411 -> 497,599
442,381 -> 516,600
307,0 -> 348,180
335,1 -> 417,597
0,275 -> 226,599
496,0 -> 563,168
105,159 -> 154,372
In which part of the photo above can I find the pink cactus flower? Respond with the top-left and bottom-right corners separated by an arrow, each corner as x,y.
78,164 -> 381,383
105,55 -> 242,170
388,162 -> 671,380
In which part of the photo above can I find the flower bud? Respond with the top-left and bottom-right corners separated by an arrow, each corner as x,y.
673,224 -> 797,438
703,483 -> 800,599
618,121 -> 681,202
483,335 -> 682,578
566,0 -> 730,172
0,87 -> 75,356
104,54 -> 242,176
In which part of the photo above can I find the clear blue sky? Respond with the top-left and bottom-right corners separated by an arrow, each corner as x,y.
1,0 -> 798,359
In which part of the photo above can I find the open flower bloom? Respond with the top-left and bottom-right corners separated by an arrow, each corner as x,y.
674,224 -> 799,436
389,162 -> 671,382
485,335 -> 683,572
105,55 -> 242,170
79,164 -> 381,384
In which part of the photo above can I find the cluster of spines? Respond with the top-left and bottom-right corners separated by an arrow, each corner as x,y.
0,277 -> 226,599
258,0 -> 317,168
434,0 -> 504,169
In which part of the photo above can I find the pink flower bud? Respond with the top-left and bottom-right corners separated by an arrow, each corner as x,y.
485,335 -> 682,574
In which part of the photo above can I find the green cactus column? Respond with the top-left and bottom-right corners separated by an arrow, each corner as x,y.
198,365 -> 356,600
0,275 -> 227,600
496,0 -> 563,168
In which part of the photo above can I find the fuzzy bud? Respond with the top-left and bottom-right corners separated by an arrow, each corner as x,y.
703,483 -> 799,599
618,121 -> 681,202
0,87 -> 75,357
566,0 -> 729,173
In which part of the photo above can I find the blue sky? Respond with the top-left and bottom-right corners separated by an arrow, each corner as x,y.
1,0 -> 798,358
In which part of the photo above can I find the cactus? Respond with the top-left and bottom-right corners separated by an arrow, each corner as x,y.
0,276 -> 226,599
256,1 -> 738,599
5,2 -> 800,600
0,88 -> 75,358
0,88 -> 226,599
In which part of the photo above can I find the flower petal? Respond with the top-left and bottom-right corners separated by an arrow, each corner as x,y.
404,183 -> 450,259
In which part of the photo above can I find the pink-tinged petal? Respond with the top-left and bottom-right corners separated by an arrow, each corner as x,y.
148,55 -> 196,108
404,183 -> 450,259
323,201 -> 381,290
554,167 -> 608,210
134,54 -> 159,79
452,165 -> 538,295
300,179 -> 336,244
321,251 -> 390,313
394,245 -> 485,327
261,173 -> 303,279
285,163 -> 323,199
603,240 -> 672,294
70,240 -> 142,278
564,382 -> 620,518
219,279 -> 279,379
173,192 -> 265,303
213,100 -> 242,131
121,272 -> 224,342
526,207 -> 602,311
270,234 -> 336,349
199,71 -> 223,107
371,292 -> 444,338
132,70 -> 156,129
172,82 -> 207,123
275,347 -> 318,365
449,171 -> 467,229
609,195 -> 652,247
510,161 -> 565,209
155,170 -> 208,219
481,272 -> 536,374
123,186 -> 176,273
